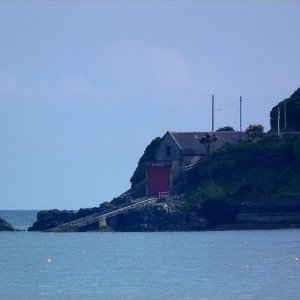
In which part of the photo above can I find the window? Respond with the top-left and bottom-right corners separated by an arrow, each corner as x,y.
166,146 -> 171,157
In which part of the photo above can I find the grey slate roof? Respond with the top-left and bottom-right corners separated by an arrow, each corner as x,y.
169,131 -> 247,155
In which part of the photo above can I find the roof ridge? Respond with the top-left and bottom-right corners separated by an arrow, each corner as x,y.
171,131 -> 245,134
171,131 -> 206,134
168,131 -> 183,151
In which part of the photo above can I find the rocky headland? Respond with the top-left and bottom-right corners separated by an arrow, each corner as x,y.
29,88 -> 300,232
28,194 -> 300,232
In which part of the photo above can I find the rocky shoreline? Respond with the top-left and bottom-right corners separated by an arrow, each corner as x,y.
0,217 -> 14,231
28,199 -> 207,232
28,196 -> 300,232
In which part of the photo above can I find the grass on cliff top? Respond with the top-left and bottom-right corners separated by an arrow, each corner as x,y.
184,133 -> 300,207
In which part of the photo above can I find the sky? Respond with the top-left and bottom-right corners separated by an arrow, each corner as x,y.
0,1 -> 299,210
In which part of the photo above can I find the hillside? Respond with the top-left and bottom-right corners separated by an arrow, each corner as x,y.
30,132 -> 300,231
107,131 -> 300,231
179,132 -> 300,225
184,133 -> 300,206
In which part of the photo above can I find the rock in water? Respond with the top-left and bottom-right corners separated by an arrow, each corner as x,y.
0,217 -> 14,231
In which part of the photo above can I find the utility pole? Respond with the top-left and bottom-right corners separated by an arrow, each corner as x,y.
277,106 -> 280,136
239,96 -> 242,131
284,99 -> 287,130
212,94 -> 214,132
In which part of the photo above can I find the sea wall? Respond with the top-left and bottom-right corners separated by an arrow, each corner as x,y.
237,212 -> 300,224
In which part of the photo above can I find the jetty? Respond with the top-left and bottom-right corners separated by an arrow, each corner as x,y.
47,197 -> 157,232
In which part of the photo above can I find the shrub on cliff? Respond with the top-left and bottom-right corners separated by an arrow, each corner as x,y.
246,124 -> 264,142
216,126 -> 235,132
130,137 -> 162,187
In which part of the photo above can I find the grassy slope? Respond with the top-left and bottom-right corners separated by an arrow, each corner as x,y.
183,134 -> 300,207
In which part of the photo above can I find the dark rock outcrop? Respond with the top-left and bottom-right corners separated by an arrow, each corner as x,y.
28,198 -> 208,232
28,209 -> 76,231
107,200 -> 207,231
28,202 -> 116,231
0,217 -> 14,231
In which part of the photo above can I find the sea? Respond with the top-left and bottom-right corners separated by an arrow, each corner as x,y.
1,210 -> 300,300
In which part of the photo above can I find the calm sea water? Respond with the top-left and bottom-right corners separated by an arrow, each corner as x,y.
1,211 -> 300,300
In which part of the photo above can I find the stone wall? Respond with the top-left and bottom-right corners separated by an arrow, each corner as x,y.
237,212 -> 300,224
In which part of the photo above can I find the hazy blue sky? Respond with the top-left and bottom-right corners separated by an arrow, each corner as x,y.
0,1 -> 299,209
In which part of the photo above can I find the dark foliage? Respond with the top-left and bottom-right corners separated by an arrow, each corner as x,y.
216,126 -> 235,131
185,132 -> 300,207
130,137 -> 162,187
201,199 -> 239,225
199,133 -> 217,156
246,124 -> 264,141
270,88 -> 300,132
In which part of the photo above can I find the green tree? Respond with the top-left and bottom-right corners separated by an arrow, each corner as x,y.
199,133 -> 217,156
246,124 -> 264,142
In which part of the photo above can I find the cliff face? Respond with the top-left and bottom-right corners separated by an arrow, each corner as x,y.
0,217 -> 14,231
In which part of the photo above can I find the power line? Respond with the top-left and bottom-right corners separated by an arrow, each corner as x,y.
208,95 -> 283,132
243,99 -> 280,103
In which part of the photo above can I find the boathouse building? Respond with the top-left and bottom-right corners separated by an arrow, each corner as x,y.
146,131 -> 246,197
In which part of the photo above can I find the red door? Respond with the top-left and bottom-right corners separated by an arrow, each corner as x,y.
146,163 -> 171,197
